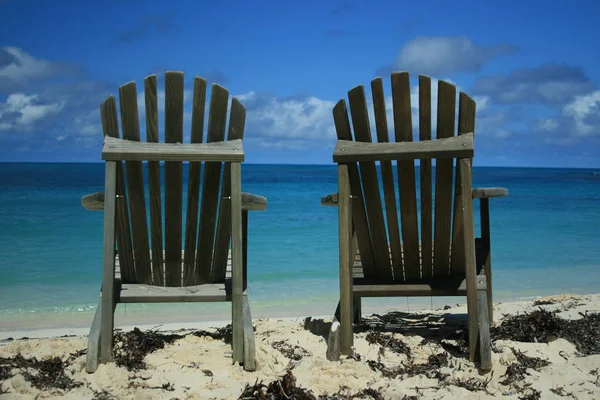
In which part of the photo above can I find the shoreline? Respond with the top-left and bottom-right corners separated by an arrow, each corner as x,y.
1,290 -> 597,340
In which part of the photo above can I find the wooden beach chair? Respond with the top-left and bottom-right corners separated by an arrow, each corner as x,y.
81,72 -> 267,373
321,72 -> 508,370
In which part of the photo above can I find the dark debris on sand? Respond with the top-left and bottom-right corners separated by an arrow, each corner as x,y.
113,325 -> 233,371
271,340 -> 311,361
113,328 -> 183,371
238,370 -> 384,400
491,309 -> 600,355
500,348 -> 551,387
364,332 -> 411,359
367,352 -> 449,381
0,352 -> 84,391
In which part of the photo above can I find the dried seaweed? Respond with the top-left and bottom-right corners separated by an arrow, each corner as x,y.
549,387 -> 575,398
500,348 -> 551,386
449,376 -> 492,393
367,352 -> 449,380
271,340 -> 311,361
518,387 -> 541,400
0,354 -> 82,391
238,370 -> 384,400
364,332 -> 411,358
192,324 -> 233,344
113,327 -> 182,371
492,310 -> 600,355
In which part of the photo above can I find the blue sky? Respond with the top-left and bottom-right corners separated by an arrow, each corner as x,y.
1,0 -> 599,167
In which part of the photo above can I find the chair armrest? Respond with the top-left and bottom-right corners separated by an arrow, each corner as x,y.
321,193 -> 339,206
333,133 -> 473,163
472,187 -> 509,199
82,191 -> 268,211
241,192 -> 268,211
102,136 -> 244,162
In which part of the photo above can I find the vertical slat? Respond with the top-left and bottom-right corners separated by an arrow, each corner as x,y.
451,92 -> 476,275
370,78 -> 403,281
433,80 -> 456,277
459,158 -> 479,362
332,100 -> 376,278
391,72 -> 420,281
144,74 -> 164,286
347,85 -> 392,281
100,97 -> 135,283
230,162 -> 244,364
183,77 -> 207,286
119,82 -> 151,284
418,75 -> 433,279
480,198 -> 494,323
212,98 -> 246,282
100,161 -> 117,363
195,84 -> 229,284
164,71 -> 185,286
338,164 -> 354,356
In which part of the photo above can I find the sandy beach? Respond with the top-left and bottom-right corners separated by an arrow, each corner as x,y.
0,293 -> 598,399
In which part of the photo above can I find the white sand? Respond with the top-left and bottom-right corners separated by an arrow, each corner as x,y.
1,293 -> 599,399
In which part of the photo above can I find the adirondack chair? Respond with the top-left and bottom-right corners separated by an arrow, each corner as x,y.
80,72 -> 267,373
321,72 -> 508,370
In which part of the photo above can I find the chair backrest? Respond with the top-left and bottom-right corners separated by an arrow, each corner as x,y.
100,71 -> 245,287
333,72 -> 476,283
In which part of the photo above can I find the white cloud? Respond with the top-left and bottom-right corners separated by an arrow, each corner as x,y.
0,47 -> 79,91
0,93 -> 64,132
394,36 -> 518,76
563,90 -> 600,137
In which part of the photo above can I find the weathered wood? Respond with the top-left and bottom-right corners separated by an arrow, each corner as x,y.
451,92 -> 476,276
338,164 -> 354,355
333,133 -> 474,163
473,187 -> 509,198
242,295 -> 256,371
391,72 -> 420,281
480,198 -> 493,323
119,282 -> 231,302
81,191 -> 105,210
81,191 -> 267,213
326,315 -> 341,361
101,97 -> 135,283
196,84 -> 229,284
230,162 -> 244,364
477,289 -> 492,371
100,161 -> 117,364
145,74 -> 164,286
164,71 -> 185,287
332,100 -> 376,278
86,295 -> 118,373
353,275 -> 486,297
460,157 -> 479,362
371,77 -> 403,281
419,75 -> 433,279
348,85 -> 391,280
102,136 -> 245,162
119,82 -> 152,284
183,76 -> 207,286
433,80 -> 456,277
213,98 -> 246,283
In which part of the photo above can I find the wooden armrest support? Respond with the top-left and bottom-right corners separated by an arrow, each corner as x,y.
333,133 -> 473,163
102,136 -> 245,162
473,187 -> 509,199
82,191 -> 267,211
321,192 -> 339,206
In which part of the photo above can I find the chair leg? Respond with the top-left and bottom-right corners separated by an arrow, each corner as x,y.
242,295 -> 256,371
477,289 -> 493,371
86,298 -> 102,373
353,297 -> 362,324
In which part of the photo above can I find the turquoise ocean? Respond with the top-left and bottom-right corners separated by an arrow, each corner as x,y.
1,163 -> 599,332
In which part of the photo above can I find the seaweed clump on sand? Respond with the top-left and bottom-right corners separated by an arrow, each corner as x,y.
491,309 -> 600,355
364,332 -> 411,359
499,348 -> 551,387
192,324 -> 233,345
367,352 -> 449,381
113,328 -> 183,371
0,351 -> 84,391
271,340 -> 311,361
238,370 -> 384,400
